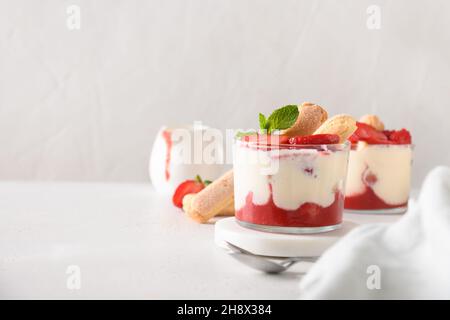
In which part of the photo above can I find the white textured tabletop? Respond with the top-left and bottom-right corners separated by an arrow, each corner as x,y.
0,182 -> 400,299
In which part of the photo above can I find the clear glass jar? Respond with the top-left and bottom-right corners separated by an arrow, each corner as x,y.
233,138 -> 350,234
344,143 -> 413,214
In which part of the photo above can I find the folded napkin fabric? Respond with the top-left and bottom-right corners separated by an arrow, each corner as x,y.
299,166 -> 450,299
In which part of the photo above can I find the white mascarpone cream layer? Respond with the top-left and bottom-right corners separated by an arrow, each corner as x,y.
345,144 -> 412,205
233,144 -> 349,211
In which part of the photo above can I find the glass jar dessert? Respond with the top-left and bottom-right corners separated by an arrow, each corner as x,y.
344,120 -> 413,214
233,134 -> 351,234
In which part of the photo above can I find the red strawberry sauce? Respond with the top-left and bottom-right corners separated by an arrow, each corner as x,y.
162,130 -> 172,181
344,186 -> 407,210
236,188 -> 344,228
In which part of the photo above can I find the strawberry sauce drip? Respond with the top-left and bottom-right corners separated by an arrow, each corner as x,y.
236,189 -> 344,228
162,130 -> 172,181
345,168 -> 407,210
344,187 -> 407,210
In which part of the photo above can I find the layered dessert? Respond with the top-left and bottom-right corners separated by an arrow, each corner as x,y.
234,135 -> 349,232
345,115 -> 412,213
233,103 -> 357,233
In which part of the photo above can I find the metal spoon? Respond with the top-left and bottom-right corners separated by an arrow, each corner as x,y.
225,241 -> 318,274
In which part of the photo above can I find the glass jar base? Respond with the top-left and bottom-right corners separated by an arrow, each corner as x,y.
344,206 -> 407,215
236,219 -> 341,234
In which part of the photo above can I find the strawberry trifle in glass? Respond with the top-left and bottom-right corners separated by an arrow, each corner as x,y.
344,115 -> 413,214
233,104 -> 356,234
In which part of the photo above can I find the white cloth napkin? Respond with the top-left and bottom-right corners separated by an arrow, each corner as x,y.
299,166 -> 450,299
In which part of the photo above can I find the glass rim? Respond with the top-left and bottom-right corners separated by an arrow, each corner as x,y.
350,142 -> 414,148
235,139 -> 351,149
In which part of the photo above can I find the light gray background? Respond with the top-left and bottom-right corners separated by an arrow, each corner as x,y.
1,0 -> 448,186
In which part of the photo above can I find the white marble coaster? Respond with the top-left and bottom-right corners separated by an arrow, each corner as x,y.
214,217 -> 361,257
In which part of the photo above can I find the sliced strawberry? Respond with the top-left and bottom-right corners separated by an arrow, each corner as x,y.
172,180 -> 205,208
277,135 -> 290,144
387,129 -> 412,144
348,133 -> 359,144
382,130 -> 394,137
352,122 -> 389,144
242,134 -> 289,145
364,136 -> 393,144
289,134 -> 340,145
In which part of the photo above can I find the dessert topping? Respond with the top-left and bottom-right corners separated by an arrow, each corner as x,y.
384,129 -> 412,145
258,105 -> 299,134
313,114 -> 357,143
349,122 -> 412,145
288,134 -> 340,145
282,102 -> 328,137
359,114 -> 385,131
349,122 -> 389,144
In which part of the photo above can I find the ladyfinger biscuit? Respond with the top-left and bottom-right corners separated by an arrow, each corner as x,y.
313,114 -> 357,143
282,102 -> 328,137
185,170 -> 234,223
359,114 -> 384,131
182,193 -> 195,213
216,202 -> 235,216
182,193 -> 234,216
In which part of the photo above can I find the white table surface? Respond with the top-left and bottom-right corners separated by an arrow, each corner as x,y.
0,182 -> 401,299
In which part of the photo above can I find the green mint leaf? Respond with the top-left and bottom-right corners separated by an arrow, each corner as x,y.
266,105 -> 299,132
203,180 -> 212,186
259,113 -> 267,130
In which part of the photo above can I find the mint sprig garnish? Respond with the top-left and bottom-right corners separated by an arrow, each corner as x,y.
259,105 -> 299,134
259,113 -> 268,131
